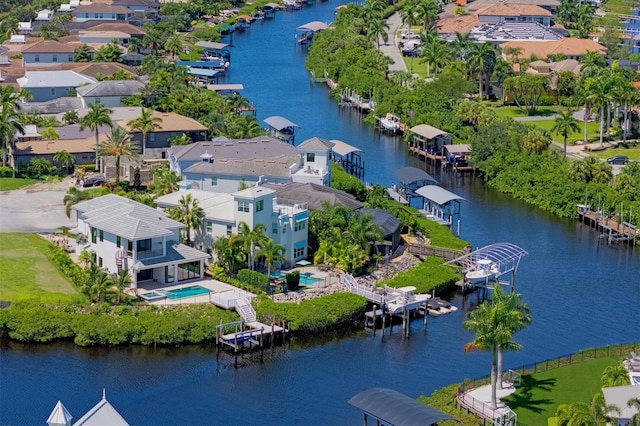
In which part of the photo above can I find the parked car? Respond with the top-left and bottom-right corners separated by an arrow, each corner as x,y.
400,32 -> 420,40
402,49 -> 420,57
607,156 -> 629,165
83,176 -> 107,187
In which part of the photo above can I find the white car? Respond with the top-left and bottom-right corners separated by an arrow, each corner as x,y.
401,32 -> 420,40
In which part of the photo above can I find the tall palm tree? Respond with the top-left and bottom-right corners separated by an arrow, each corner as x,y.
422,40 -> 449,79
416,0 -> 439,32
585,75 -> 612,147
53,150 -> 76,174
255,238 -> 285,278
601,365 -> 629,387
80,102 -> 113,169
627,397 -> 640,426
63,187 -> 91,218
492,58 -> 515,103
168,193 -> 204,247
164,34 -> 183,59
150,163 -> 180,195
492,285 -> 531,390
127,107 -> 161,156
468,42 -> 496,99
451,32 -> 472,62
551,109 -> 580,157
238,222 -> 268,270
400,0 -> 418,33
109,269 -> 131,304
0,86 -> 26,169
97,127 -> 139,184
368,18 -> 389,48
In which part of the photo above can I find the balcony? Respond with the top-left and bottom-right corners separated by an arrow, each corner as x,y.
136,248 -> 164,260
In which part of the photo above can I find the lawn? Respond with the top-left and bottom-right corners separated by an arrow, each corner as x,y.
0,233 -> 78,302
402,56 -> 427,78
526,119 -> 601,144
495,106 -> 562,118
503,357 -> 621,425
593,146 -> 640,161
0,177 -> 38,191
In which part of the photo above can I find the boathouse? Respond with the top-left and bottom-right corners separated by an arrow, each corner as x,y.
389,166 -> 438,204
408,124 -> 453,163
330,139 -> 365,178
348,388 -> 459,426
195,41 -> 230,62
415,185 -> 466,236
264,115 -> 299,144
443,144 -> 472,171
296,21 -> 328,44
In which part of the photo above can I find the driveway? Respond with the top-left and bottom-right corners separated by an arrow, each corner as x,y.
0,178 -> 76,233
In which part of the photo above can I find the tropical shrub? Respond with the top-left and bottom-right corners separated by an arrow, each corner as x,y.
378,257 -> 460,294
286,270 -> 300,291
237,269 -> 270,294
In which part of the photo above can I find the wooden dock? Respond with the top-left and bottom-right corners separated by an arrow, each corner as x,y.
408,146 -> 443,164
578,205 -> 638,245
217,320 -> 287,354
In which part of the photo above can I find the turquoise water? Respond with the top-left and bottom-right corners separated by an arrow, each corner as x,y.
300,273 -> 320,286
140,292 -> 165,301
162,285 -> 211,300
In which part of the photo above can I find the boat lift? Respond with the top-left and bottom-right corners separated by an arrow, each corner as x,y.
444,243 -> 528,291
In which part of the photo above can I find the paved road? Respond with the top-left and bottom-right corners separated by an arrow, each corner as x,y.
379,12 -> 407,73
0,178 -> 76,233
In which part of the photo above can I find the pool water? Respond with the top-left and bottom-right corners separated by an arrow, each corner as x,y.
300,273 -> 321,286
162,285 -> 211,300
140,292 -> 166,301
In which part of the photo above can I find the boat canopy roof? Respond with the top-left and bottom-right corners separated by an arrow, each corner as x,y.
297,21 -> 329,32
208,83 -> 244,91
186,68 -> 218,77
444,144 -> 471,154
349,388 -> 459,426
263,2 -> 280,8
415,185 -> 466,206
444,243 -> 528,275
264,115 -> 299,130
195,41 -> 228,50
410,124 -> 449,139
330,139 -> 362,156
394,166 -> 438,186
396,286 -> 417,293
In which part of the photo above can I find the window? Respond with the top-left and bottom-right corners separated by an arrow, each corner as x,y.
294,247 -> 305,258
294,220 -> 306,232
211,177 -> 217,186
272,223 -> 278,234
137,239 -> 151,252
68,55 -> 73,61
98,257 -> 103,267
128,241 -> 133,253
99,230 -> 104,242
91,227 -> 97,244
206,221 -> 213,233
256,200 -> 264,212
282,225 -> 287,234
238,201 -> 249,212
149,133 -> 155,142
306,153 -> 315,162
34,55 -> 39,62
116,236 -> 121,248
50,88 -> 56,96
95,97 -> 100,103
52,54 -> 57,62
226,225 -> 232,236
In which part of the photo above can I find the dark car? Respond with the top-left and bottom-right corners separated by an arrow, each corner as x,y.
402,49 -> 420,57
83,176 -> 107,187
607,156 -> 629,165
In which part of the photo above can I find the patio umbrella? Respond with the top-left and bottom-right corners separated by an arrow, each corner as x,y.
296,260 -> 312,266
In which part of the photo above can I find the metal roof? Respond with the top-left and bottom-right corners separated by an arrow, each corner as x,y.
444,144 -> 471,154
410,124 -> 449,139
17,71 -> 97,89
297,21 -> 328,32
208,84 -> 244,91
73,393 -> 129,426
444,243 -> 528,275
602,385 -> 640,419
187,67 -> 218,77
195,41 -> 229,50
348,388 -> 459,426
134,241 -> 210,269
330,139 -> 363,156
394,167 -> 438,186
262,182 -> 363,211
415,185 -> 466,205
264,115 -> 299,130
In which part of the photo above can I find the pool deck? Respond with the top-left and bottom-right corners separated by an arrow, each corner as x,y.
131,278 -> 255,308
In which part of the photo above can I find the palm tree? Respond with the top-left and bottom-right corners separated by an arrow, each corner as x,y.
493,58 -> 515,103
63,187 -> 91,218
53,150 -> 76,174
416,0 -> 439,32
345,213 -> 384,252
150,163 -> 180,196
492,285 -> 531,390
468,42 -> 496,99
127,107 -> 161,156
400,0 -> 418,33
551,109 -> 580,157
80,102 -> 113,169
168,193 -> 204,247
585,75 -> 612,147
368,18 -> 389,48
109,269 -> 131,304
0,86 -> 25,168
422,40 -> 449,79
97,127 -> 139,184
627,397 -> 640,426
238,222 -> 268,270
164,34 -> 183,59
78,249 -> 95,267
62,110 -> 79,125
451,32 -> 471,62
255,238 -> 285,278
601,364 -> 629,387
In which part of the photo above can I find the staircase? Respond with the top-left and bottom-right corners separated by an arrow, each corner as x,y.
236,297 -> 256,323
340,274 -> 385,304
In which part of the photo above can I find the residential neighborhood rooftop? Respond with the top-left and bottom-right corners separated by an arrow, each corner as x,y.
170,137 -> 299,161
476,3 -> 553,17
76,80 -> 145,97
117,112 -> 208,133
17,70 -> 96,88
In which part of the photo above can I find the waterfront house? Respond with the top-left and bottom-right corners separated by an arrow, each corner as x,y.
73,4 -> 135,22
359,208 -> 401,254
602,385 -> 640,426
22,40 -> 77,67
262,182 -> 363,211
476,4 -> 553,27
76,80 -> 145,108
47,391 -> 129,426
116,111 -> 208,160
408,124 -> 453,156
500,38 -> 607,61
17,70 -> 96,102
73,194 -> 209,288
293,137 -> 334,186
155,187 -> 309,266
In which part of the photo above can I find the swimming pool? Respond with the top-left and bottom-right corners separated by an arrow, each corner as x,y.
161,285 -> 211,300
140,292 -> 166,302
300,273 -> 321,286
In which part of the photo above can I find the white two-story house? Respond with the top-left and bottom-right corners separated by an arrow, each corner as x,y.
73,194 -> 210,288
156,186 -> 309,267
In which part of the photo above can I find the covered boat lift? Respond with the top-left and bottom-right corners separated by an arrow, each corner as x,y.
330,139 -> 364,178
349,388 -> 459,426
261,3 -> 280,18
264,115 -> 299,144
195,41 -> 230,62
388,166 -> 438,205
415,185 -> 466,236
296,21 -> 328,44
186,67 -> 219,85
443,144 -> 472,171
444,243 -> 528,290
408,124 -> 453,164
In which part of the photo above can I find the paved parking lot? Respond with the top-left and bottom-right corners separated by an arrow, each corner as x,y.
0,178 -> 76,233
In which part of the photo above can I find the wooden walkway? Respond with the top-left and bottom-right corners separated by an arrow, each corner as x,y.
217,320 -> 287,353
578,205 -> 638,245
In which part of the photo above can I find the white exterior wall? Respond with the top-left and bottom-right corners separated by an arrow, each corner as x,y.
79,95 -> 126,108
74,13 -> 120,22
23,52 -> 74,67
478,15 -> 551,26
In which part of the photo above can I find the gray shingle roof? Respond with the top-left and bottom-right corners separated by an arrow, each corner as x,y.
184,155 -> 298,178
18,97 -> 83,114
136,241 -> 210,267
262,182 -> 363,211
74,194 -> 183,240
297,136 -> 335,151
76,80 -> 144,97
359,208 -> 401,236
52,123 -> 112,140
171,137 -> 299,162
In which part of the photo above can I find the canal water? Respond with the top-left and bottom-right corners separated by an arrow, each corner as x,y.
2,2 -> 639,424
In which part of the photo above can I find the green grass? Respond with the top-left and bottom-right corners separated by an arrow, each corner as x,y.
503,357 -> 620,425
0,233 -> 78,302
495,106 -> 561,118
0,177 -> 38,191
592,146 -> 640,161
526,119 -> 601,144
403,56 -> 427,78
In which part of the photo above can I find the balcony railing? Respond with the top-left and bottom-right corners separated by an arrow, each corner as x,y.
136,248 -> 164,260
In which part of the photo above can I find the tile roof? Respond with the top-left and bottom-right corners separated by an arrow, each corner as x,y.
79,30 -> 132,39
500,38 -> 606,59
75,194 -> 184,240
22,39 -> 77,53
477,4 -> 552,16
262,182 -> 363,211
13,133 -> 108,155
18,97 -> 83,114
73,3 -> 134,14
435,15 -> 480,34
117,112 -> 208,133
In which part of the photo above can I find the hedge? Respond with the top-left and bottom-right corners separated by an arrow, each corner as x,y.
377,257 -> 460,295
